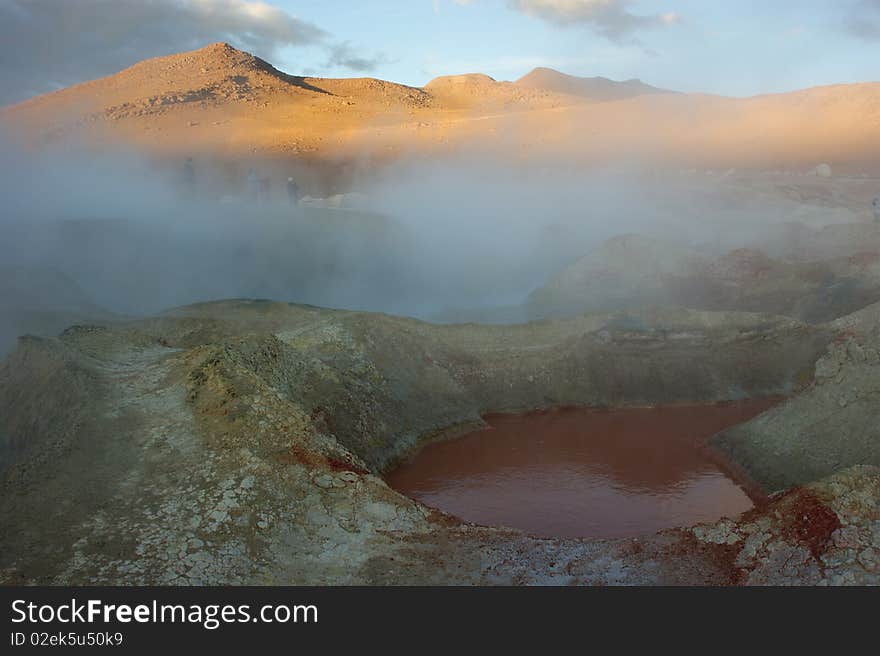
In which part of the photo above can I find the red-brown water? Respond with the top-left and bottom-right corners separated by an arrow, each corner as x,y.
386,400 -> 779,538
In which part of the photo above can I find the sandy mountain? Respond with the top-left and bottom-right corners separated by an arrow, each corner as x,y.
0,42 -> 437,164
4,43 -> 880,174
5,42 -> 433,118
516,67 -> 672,101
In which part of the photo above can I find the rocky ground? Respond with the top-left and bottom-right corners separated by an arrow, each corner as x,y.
1,299 -> 877,585
0,265 -> 121,358
527,229 -> 880,324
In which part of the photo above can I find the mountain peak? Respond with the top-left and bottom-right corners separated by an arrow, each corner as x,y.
200,41 -> 238,53
516,67 -> 672,101
126,41 -> 278,77
425,73 -> 498,88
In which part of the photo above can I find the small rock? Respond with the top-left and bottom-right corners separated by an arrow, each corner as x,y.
693,520 -> 741,545
314,474 -> 334,489
858,548 -> 878,571
846,341 -> 866,363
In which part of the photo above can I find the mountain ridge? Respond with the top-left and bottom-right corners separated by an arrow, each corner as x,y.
515,66 -> 674,101
4,42 -> 880,173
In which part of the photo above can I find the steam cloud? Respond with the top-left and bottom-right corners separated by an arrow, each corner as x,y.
0,132 -> 834,356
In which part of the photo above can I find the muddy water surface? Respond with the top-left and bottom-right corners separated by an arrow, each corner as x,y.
386,400 -> 779,538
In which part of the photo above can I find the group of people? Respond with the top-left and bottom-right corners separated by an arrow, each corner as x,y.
246,168 -> 300,206
182,158 -> 300,206
184,158 -> 880,221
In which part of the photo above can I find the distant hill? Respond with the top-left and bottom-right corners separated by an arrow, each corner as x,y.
424,72 -> 580,110
516,67 -> 673,101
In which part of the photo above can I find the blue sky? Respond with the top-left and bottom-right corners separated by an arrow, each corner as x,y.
274,0 -> 880,96
1,1 -> 879,105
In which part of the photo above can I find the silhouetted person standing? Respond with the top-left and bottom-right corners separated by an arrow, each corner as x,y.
287,177 -> 299,206
873,197 -> 880,223
247,168 -> 259,203
182,157 -> 195,196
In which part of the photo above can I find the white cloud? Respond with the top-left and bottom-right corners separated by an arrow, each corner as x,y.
508,0 -> 680,41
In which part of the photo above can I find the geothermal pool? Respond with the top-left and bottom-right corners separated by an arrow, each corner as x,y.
386,400 -> 780,538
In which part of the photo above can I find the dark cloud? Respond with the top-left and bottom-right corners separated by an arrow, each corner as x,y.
508,0 -> 679,42
0,0 -> 381,106
323,42 -> 389,73
846,0 -> 880,39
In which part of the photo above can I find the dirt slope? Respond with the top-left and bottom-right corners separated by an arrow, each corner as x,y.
714,302 -> 880,492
